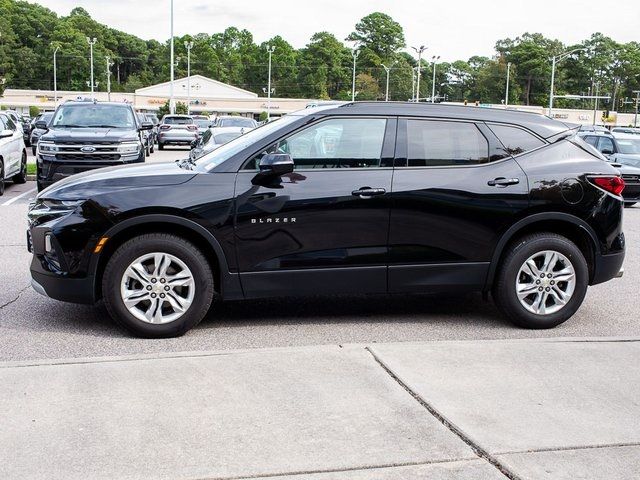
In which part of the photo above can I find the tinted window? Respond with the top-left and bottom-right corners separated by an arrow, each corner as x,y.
164,116 -> 193,125
598,136 -> 615,153
194,119 -> 210,128
406,120 -> 489,167
0,115 -> 6,130
218,117 -> 256,128
3,115 -> 16,131
583,136 -> 599,147
488,124 -> 545,155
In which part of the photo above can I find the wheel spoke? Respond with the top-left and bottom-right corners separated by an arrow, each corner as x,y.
129,262 -> 151,284
122,289 -> 150,308
523,259 -> 541,279
153,253 -> 169,277
553,267 -> 575,283
517,283 -> 538,299
550,285 -> 568,305
534,291 -> 549,315
541,251 -> 557,274
144,297 -> 163,323
165,292 -> 187,313
166,274 -> 193,288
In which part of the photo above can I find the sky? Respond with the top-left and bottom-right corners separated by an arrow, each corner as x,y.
32,0 -> 640,62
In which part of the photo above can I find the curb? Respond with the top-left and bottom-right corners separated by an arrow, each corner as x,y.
27,174 -> 36,181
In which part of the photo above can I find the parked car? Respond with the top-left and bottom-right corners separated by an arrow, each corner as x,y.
578,131 -> 640,206
137,113 -> 154,156
578,125 -> 611,134
157,115 -> 198,149
190,126 -> 246,160
34,100 -> 153,191
27,102 -> 625,338
30,112 -> 54,155
0,112 -> 28,195
144,113 -> 159,144
212,115 -> 258,129
192,117 -> 212,137
611,126 -> 640,135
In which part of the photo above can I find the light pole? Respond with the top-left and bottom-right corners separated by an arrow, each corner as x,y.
184,41 -> 193,114
169,0 -> 175,114
549,47 -> 585,117
411,45 -> 427,102
351,48 -> 359,102
505,62 -> 511,107
431,55 -> 440,103
380,62 -> 395,101
86,37 -> 97,100
411,67 -> 417,101
53,45 -> 60,107
106,56 -> 114,101
266,45 -> 275,119
592,76 -> 600,126
633,90 -> 640,127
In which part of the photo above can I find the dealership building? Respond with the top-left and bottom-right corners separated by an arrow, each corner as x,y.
1,74 -> 637,126
0,75 -> 316,118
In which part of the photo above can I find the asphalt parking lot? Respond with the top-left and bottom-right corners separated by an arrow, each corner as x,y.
1,160 -> 638,361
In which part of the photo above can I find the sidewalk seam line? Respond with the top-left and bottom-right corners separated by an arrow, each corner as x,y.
185,457 -> 483,480
365,346 -> 519,480
495,441 -> 640,456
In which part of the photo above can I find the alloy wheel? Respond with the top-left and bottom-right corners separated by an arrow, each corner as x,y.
120,252 -> 195,324
515,250 -> 576,315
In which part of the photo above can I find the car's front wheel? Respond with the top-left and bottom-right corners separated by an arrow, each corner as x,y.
102,233 -> 215,338
493,232 -> 588,329
0,159 -> 5,196
13,150 -> 27,184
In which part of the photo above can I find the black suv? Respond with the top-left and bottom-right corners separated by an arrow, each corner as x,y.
27,103 -> 626,338
34,100 -> 153,191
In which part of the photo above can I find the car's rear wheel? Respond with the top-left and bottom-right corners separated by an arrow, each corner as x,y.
0,159 -> 5,196
13,150 -> 27,184
103,233 -> 215,338
493,232 -> 588,329
158,142 -> 164,150
31,146 -> 36,156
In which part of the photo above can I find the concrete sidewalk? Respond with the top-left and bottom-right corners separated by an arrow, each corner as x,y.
1,338 -> 639,480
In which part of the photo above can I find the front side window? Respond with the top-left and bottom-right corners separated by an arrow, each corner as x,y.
488,124 -> 545,156
406,120 -> 489,167
256,118 -> 387,169
583,136 -> 599,147
2,115 -> 16,131
598,136 -> 615,154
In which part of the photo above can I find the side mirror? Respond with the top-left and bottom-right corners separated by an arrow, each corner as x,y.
259,153 -> 294,176
0,129 -> 13,139
140,121 -> 154,130
601,149 -> 614,156
611,162 -> 623,168
34,120 -> 49,130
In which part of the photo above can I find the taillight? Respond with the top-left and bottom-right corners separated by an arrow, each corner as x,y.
589,176 -> 625,196
160,125 -> 171,130
187,125 -> 198,132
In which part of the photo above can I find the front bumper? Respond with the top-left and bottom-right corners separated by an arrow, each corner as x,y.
30,266 -> 96,304
37,155 -> 142,187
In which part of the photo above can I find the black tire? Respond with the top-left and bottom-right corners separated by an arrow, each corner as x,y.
158,142 -> 164,150
0,159 -> 5,196
102,233 -> 215,338
32,146 -> 36,156
149,140 -> 154,154
13,150 -> 27,184
493,232 -> 588,329
624,202 -> 636,208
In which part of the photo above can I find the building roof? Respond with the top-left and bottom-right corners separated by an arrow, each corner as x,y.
135,75 -> 258,99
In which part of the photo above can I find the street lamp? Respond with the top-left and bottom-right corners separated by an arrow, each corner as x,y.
505,62 -> 511,107
266,45 -> 275,119
549,47 -> 586,117
351,48 -> 359,102
53,45 -> 60,107
431,55 -> 440,103
86,37 -> 97,100
633,90 -> 640,128
106,56 -> 114,101
169,0 -> 175,114
411,45 -> 427,102
184,41 -> 193,114
381,62 -> 396,102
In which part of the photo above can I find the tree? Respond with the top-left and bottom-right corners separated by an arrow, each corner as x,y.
347,12 -> 405,61
29,105 -> 40,117
157,100 -> 188,117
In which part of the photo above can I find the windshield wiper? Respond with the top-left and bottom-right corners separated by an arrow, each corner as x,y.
54,124 -> 90,128
91,125 -> 124,128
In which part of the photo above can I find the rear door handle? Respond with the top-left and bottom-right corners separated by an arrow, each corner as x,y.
487,177 -> 520,187
352,187 -> 386,197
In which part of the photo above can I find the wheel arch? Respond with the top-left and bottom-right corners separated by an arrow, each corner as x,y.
485,212 -> 600,289
91,214 -> 241,301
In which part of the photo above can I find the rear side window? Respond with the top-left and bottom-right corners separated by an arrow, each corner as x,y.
0,115 -> 6,130
406,120 -> 489,167
488,124 -> 545,156
583,136 -> 599,147
598,136 -> 615,154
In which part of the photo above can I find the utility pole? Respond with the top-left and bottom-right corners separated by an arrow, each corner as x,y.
184,41 -> 193,114
351,48 -> 359,102
86,37 -> 97,100
53,45 -> 60,107
381,63 -> 393,101
633,90 -> 640,128
411,45 -> 427,102
266,45 -> 275,119
106,56 -> 113,101
505,62 -> 511,107
549,47 -> 586,117
411,67 -> 417,101
431,55 -> 440,103
593,80 -> 600,126
169,0 -> 174,114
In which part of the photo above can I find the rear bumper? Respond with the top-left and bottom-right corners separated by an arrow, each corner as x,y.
591,250 -> 625,285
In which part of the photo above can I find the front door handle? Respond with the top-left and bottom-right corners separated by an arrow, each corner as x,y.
352,187 -> 386,197
487,177 -> 520,187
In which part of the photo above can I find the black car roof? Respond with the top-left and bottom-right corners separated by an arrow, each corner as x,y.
305,102 -> 571,139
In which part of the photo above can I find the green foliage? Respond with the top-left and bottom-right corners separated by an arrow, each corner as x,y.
0,0 -> 639,111
258,111 -> 268,122
29,105 -> 40,117
157,100 -> 188,117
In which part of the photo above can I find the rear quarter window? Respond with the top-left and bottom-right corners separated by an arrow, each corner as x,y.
487,124 -> 546,156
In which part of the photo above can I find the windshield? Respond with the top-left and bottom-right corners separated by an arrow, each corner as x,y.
213,132 -> 242,144
617,157 -> 640,168
194,119 -> 210,128
164,116 -> 193,125
616,138 -> 640,155
194,115 -> 300,171
52,104 -> 135,128
218,117 -> 256,128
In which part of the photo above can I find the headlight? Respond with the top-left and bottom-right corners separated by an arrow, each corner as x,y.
38,142 -> 59,153
116,142 -> 141,154
28,199 -> 85,224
